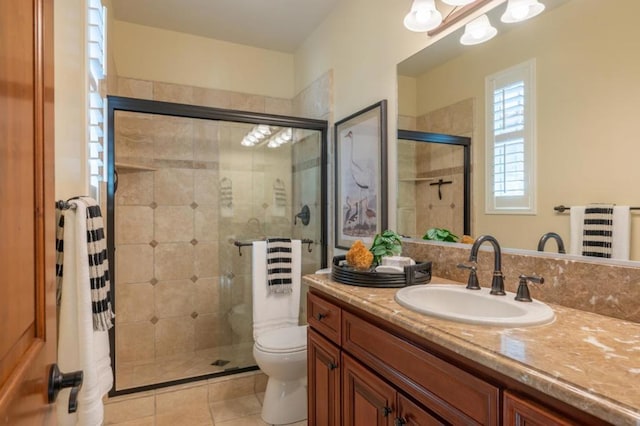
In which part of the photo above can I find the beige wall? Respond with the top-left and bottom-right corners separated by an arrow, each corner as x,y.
54,0 -> 88,199
403,0 -> 640,258
112,21 -> 295,99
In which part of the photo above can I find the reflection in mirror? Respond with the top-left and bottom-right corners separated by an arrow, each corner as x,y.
397,130 -> 470,241
397,0 -> 640,261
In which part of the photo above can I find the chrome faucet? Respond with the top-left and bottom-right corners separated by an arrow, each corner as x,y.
469,235 -> 505,295
537,232 -> 566,254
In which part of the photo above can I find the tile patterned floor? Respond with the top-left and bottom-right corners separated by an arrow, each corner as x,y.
116,342 -> 256,390
104,371 -> 307,426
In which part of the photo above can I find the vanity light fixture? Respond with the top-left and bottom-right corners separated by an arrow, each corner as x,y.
403,0 -> 443,32
460,14 -> 497,45
267,128 -> 293,148
501,0 -> 545,23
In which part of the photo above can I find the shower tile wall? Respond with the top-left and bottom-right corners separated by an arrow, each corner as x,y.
111,75 -> 330,387
114,112 -> 227,371
397,98 -> 473,239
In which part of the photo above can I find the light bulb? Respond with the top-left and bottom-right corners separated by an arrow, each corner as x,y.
511,4 -> 529,20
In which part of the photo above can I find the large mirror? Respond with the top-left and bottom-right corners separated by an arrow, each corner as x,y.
397,0 -> 640,261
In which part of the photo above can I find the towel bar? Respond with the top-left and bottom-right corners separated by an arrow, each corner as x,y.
233,238 -> 314,256
553,204 -> 640,213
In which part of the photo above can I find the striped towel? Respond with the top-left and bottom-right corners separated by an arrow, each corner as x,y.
55,197 -> 115,331
582,204 -> 614,258
266,238 -> 293,294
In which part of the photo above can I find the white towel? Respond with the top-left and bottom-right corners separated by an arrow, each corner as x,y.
569,206 -> 630,260
57,201 -> 113,426
252,240 -> 301,340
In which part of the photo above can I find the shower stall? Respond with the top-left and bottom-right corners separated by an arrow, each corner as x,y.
106,96 -> 327,394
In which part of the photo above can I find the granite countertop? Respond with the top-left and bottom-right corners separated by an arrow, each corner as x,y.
304,274 -> 640,426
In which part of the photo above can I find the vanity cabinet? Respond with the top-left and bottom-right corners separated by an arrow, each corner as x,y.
503,391 -> 574,426
307,289 -> 608,426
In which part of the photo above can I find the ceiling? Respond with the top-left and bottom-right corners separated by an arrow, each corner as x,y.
111,0 -> 341,53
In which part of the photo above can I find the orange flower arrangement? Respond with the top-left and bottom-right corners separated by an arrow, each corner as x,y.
345,240 -> 373,270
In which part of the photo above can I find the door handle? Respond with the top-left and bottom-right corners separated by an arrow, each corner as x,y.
48,364 -> 83,413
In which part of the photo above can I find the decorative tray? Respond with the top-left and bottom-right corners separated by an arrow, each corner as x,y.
331,255 -> 431,288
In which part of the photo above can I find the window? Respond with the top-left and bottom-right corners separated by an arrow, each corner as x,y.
485,59 -> 536,214
88,0 -> 107,200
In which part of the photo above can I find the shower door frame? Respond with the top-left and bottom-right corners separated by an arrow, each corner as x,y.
106,95 -> 328,396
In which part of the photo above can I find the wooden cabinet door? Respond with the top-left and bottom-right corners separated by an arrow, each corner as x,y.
504,392 -> 575,426
0,0 -> 56,424
397,394 -> 447,426
342,353 -> 395,426
308,329 -> 341,426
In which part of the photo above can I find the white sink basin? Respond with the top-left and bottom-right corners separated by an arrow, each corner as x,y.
395,284 -> 555,327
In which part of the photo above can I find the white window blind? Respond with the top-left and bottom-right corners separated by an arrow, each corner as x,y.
485,60 -> 536,214
88,0 -> 106,199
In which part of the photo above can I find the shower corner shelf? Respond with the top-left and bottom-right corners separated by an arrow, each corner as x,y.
115,162 -> 157,172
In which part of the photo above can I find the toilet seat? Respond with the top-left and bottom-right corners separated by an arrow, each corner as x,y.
255,325 -> 307,354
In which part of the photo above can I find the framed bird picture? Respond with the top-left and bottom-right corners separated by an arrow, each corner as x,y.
334,100 -> 388,250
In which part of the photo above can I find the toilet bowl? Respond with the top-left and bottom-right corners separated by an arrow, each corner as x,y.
253,325 -> 307,425
251,240 -> 307,425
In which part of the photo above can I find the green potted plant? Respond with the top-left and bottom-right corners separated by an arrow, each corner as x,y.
422,227 -> 459,242
369,229 -> 403,266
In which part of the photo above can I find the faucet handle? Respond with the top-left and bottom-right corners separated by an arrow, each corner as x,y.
456,263 -> 481,290
515,274 -> 545,302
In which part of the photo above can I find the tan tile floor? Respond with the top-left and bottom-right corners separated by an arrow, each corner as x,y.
116,342 -> 256,390
104,371 -> 307,426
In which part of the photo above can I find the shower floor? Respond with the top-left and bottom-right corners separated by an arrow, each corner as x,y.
115,342 -> 256,391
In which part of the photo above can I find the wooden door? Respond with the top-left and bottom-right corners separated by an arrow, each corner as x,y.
308,329 -> 341,426
0,0 -> 56,424
342,353 -> 394,426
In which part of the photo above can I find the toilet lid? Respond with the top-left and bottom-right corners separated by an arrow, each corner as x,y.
255,325 -> 307,353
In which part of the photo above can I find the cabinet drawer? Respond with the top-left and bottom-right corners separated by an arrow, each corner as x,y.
308,291 -> 341,344
342,311 -> 499,425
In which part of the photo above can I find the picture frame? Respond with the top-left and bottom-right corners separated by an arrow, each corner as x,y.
334,100 -> 388,250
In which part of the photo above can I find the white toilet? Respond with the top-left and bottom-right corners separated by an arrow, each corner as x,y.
252,240 -> 307,425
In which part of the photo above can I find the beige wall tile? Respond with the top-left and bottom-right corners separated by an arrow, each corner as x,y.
154,243 -> 194,281
228,92 -> 265,113
195,312 -> 232,350
193,120 -> 219,162
153,81 -> 194,105
116,77 -> 153,99
116,283 -> 155,324
265,97 -> 293,116
153,116 -> 194,161
116,321 -> 155,363
194,206 -> 219,242
194,242 -> 219,279
115,171 -> 154,206
154,168 -> 194,206
116,206 -> 154,245
194,277 -> 221,315
194,169 -> 219,206
155,316 -> 195,356
154,280 -> 195,318
192,88 -> 232,109
154,206 -> 194,242
116,244 -> 154,284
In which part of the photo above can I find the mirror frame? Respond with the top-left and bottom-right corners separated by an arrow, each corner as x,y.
397,129 -> 471,236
